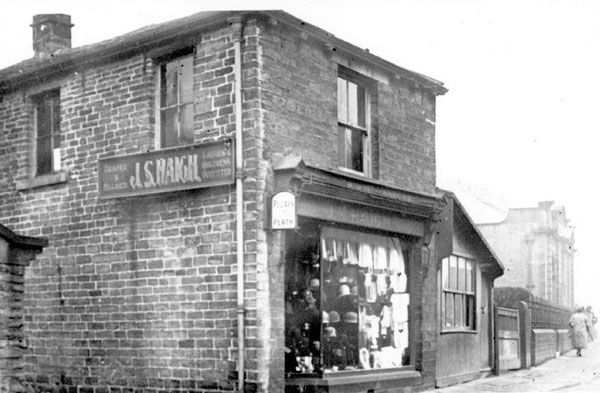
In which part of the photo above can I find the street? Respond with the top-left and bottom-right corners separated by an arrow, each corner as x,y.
423,340 -> 600,392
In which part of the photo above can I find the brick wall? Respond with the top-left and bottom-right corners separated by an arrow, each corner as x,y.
0,19 -> 270,393
259,22 -> 437,195
531,329 -> 557,366
0,14 -> 441,393
556,329 -> 572,354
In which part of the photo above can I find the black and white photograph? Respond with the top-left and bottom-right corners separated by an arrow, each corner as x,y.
0,1 -> 598,392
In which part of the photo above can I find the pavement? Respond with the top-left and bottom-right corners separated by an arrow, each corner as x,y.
421,340 -> 600,392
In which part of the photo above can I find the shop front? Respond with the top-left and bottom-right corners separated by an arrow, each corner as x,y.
272,156 -> 440,393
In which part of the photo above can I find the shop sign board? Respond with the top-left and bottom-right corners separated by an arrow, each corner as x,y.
98,139 -> 234,199
271,191 -> 297,229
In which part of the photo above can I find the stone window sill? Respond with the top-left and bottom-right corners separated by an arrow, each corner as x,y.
15,172 -> 70,191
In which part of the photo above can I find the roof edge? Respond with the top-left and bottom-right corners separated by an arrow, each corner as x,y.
1,10 -> 447,96
440,189 -> 505,275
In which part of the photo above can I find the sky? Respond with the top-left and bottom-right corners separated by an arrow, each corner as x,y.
1,0 -> 599,310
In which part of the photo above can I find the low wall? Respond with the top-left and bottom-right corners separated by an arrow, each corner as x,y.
532,329 -> 557,366
556,329 -> 572,354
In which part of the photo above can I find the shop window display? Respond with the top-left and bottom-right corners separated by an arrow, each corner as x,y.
285,225 -> 410,375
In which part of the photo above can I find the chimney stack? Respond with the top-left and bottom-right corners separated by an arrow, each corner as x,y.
31,14 -> 73,58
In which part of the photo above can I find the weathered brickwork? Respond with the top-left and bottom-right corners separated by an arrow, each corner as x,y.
259,22 -> 437,195
0,19 -> 272,393
0,13 -> 443,393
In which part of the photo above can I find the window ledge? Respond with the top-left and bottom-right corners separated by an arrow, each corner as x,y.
286,368 -> 420,387
441,328 -> 478,335
16,172 -> 70,191
336,166 -> 368,178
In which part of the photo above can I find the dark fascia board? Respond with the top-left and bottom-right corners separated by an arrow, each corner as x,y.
439,189 -> 505,276
0,223 -> 48,250
1,10 -> 447,96
272,156 -> 441,220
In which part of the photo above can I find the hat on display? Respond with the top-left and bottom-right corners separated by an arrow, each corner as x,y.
337,284 -> 351,296
329,311 -> 341,323
324,327 -> 337,337
343,311 -> 358,323
309,278 -> 320,290
322,311 -> 330,324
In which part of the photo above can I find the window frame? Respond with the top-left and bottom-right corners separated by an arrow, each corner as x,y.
337,67 -> 372,177
32,89 -> 61,177
155,47 -> 195,149
441,255 -> 477,333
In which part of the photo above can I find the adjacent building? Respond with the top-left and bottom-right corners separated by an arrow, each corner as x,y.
0,10 -> 503,393
478,201 -> 575,308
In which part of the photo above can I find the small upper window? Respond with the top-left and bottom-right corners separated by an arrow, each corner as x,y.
337,71 -> 369,174
159,53 -> 194,148
34,90 -> 61,176
441,255 -> 476,330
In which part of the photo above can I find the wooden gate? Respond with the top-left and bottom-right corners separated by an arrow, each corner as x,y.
495,306 -> 521,371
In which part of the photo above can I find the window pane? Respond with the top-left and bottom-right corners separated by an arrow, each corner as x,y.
455,294 -> 463,327
37,99 -> 51,137
161,62 -> 179,107
442,258 -> 449,289
179,103 -> 194,145
337,77 -> 347,123
51,96 -> 60,148
344,127 -> 353,168
466,296 -> 474,328
179,56 -> 193,103
458,258 -> 466,291
161,107 -> 178,148
357,85 -> 366,128
350,128 -> 363,172
445,292 -> 454,327
448,256 -> 457,290
347,81 -> 358,126
441,288 -> 446,325
466,261 -> 474,293
336,126 -> 345,166
37,135 -> 52,175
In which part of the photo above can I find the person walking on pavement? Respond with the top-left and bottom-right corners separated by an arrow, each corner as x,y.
585,305 -> 597,340
569,306 -> 591,356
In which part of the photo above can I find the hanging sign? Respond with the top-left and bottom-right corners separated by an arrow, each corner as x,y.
98,139 -> 234,199
271,191 -> 297,229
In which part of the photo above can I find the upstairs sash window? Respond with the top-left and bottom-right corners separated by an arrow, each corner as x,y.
35,90 -> 61,176
337,72 -> 369,173
159,53 -> 194,148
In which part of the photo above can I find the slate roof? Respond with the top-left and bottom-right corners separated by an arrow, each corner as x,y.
0,10 -> 447,95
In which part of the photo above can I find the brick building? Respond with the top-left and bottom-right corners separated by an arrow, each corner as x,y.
478,201 -> 575,308
0,10 -> 502,393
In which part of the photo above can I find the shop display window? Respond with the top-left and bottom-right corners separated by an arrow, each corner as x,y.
285,224 -> 411,375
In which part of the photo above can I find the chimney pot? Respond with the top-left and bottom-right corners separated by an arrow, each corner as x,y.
31,14 -> 73,58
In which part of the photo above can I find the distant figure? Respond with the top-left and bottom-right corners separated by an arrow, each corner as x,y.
584,306 -> 597,340
569,307 -> 591,356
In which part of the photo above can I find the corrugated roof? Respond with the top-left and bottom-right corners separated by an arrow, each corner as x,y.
0,10 -> 447,95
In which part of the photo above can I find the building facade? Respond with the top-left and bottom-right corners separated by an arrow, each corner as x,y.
0,10 -> 502,393
478,201 -> 575,308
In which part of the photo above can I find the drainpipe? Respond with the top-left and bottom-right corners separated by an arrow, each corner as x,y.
230,16 -> 245,393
